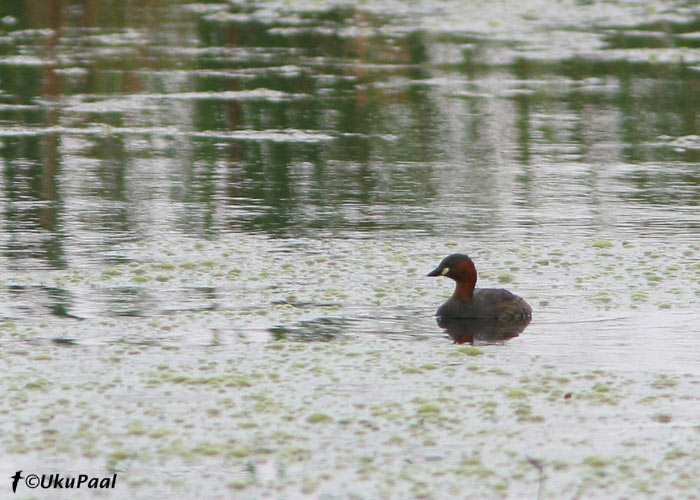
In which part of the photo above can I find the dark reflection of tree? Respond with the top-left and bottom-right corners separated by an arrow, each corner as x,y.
507,52 -> 700,211
189,6 -> 441,236
190,6 -> 700,234
4,0 -> 699,248
2,135 -> 65,269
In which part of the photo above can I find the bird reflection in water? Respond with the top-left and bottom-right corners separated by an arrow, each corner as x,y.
437,316 -> 531,345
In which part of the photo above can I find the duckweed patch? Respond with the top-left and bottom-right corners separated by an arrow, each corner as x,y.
512,403 -> 544,423
306,413 -> 333,423
416,403 -> 440,415
497,273 -> 515,284
506,389 -> 527,399
157,374 -> 254,387
651,413 -> 673,423
665,449 -> 688,460
9,333 -> 697,498
5,232 -> 700,500
582,455 -> 611,468
450,347 -> 483,357
651,375 -> 678,389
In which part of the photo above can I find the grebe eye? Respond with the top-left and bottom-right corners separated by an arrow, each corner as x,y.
441,267 -> 450,275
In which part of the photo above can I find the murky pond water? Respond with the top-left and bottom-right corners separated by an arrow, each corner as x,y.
1,0 -> 700,498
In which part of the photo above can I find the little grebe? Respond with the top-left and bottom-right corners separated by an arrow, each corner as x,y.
427,253 -> 532,320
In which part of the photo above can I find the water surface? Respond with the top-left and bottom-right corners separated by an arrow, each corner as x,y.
1,0 -> 700,498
